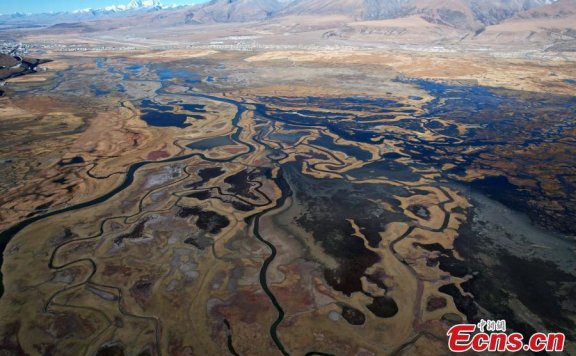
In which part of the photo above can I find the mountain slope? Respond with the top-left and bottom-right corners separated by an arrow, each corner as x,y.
515,0 -> 576,19
280,0 -> 411,20
2,0 -> 575,51
279,0 -> 560,29
0,0 -> 565,29
471,0 -> 576,50
183,0 -> 282,23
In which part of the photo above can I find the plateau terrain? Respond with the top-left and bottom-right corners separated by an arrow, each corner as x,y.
0,0 -> 575,355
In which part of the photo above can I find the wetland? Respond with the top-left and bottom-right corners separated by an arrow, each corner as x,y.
0,49 -> 574,355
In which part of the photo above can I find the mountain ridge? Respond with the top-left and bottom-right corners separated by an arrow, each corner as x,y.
2,0 -> 564,28
278,0 -> 562,29
0,0 -> 181,27
2,0 -> 575,51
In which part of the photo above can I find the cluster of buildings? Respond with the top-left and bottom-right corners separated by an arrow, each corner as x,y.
0,42 -> 29,56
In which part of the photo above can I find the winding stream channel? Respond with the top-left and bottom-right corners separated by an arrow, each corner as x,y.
0,90 -> 295,354
3,59 -> 575,354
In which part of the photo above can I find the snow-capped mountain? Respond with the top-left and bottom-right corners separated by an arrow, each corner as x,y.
0,0 -> 182,27
73,0 -> 174,14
